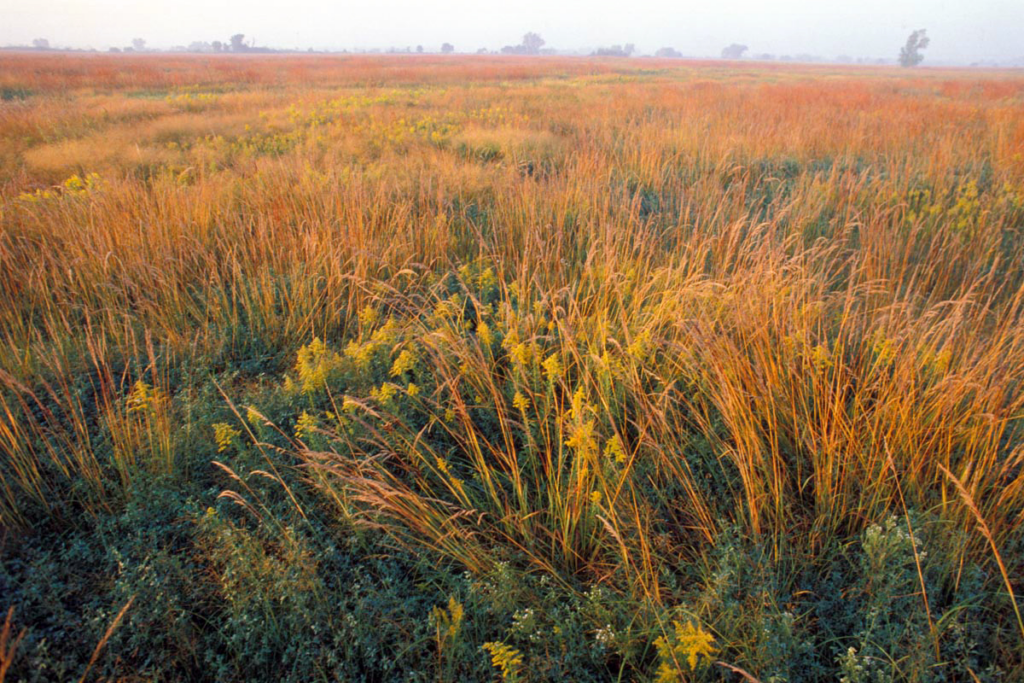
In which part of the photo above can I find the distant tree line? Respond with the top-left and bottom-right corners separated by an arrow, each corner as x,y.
18,28 -> 933,65
592,44 -> 635,57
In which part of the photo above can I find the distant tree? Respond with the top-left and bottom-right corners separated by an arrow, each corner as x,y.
501,32 -> 546,55
32,38 -> 49,49
898,29 -> 929,67
108,46 -> 122,53
477,47 -> 489,54
132,38 -> 146,52
230,34 -> 247,52
441,42 -> 455,54
654,47 -> 682,58
212,40 -> 223,52
592,44 -> 635,57
522,32 -> 545,54
416,45 -> 424,53
721,43 -> 748,59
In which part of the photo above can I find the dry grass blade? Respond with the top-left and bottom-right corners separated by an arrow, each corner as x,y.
938,464 -> 1024,643
78,596 -> 134,683
0,608 -> 27,683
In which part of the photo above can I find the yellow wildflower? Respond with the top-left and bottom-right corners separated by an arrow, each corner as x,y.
295,337 -> 342,394
542,353 -> 563,382
371,382 -> 398,404
213,423 -> 241,453
510,342 -> 531,365
245,406 -> 263,427
370,317 -> 400,344
627,329 -> 653,361
358,305 -> 380,329
126,381 -> 161,416
482,642 -> 523,681
654,620 -> 717,681
565,419 -> 598,460
478,266 -> 498,292
604,435 -> 627,464
810,344 -> 833,370
477,321 -> 493,347
430,596 -> 464,650
390,348 -> 417,377
512,391 -> 530,412
294,411 -> 318,440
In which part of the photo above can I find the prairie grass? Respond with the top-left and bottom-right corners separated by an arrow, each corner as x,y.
1,54 -> 1023,680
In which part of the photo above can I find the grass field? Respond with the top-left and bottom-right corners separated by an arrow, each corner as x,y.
1,53 -> 1024,681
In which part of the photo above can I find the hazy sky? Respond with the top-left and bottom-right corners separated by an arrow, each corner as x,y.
1,0 -> 1021,63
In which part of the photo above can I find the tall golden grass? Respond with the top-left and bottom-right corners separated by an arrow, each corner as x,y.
1,54 -> 1023,637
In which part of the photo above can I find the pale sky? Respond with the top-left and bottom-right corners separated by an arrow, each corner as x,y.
1,0 -> 1021,63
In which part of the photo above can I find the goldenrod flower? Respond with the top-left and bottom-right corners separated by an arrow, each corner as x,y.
390,349 -> 417,377
482,642 -> 523,681
213,423 -> 241,453
542,352 -> 563,382
654,620 -> 717,681
294,411 -> 318,440
477,321 -> 493,347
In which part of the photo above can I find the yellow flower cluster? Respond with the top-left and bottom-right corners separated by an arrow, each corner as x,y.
503,329 -> 534,366
565,417 -> 598,460
295,337 -> 343,394
126,380 -> 163,416
19,173 -> 102,203
213,423 -> 242,453
627,329 -> 653,361
344,339 -> 375,370
481,642 -> 523,681
430,596 -> 464,651
359,305 -> 380,329
432,297 -> 461,321
654,620 -> 718,681
294,411 -> 318,440
810,343 -> 833,371
245,406 -> 263,427
512,391 -> 530,412
477,321 -> 493,348
370,382 -> 399,405
63,173 -> 103,196
603,434 -> 627,464
390,348 -> 418,377
542,353 -> 563,382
